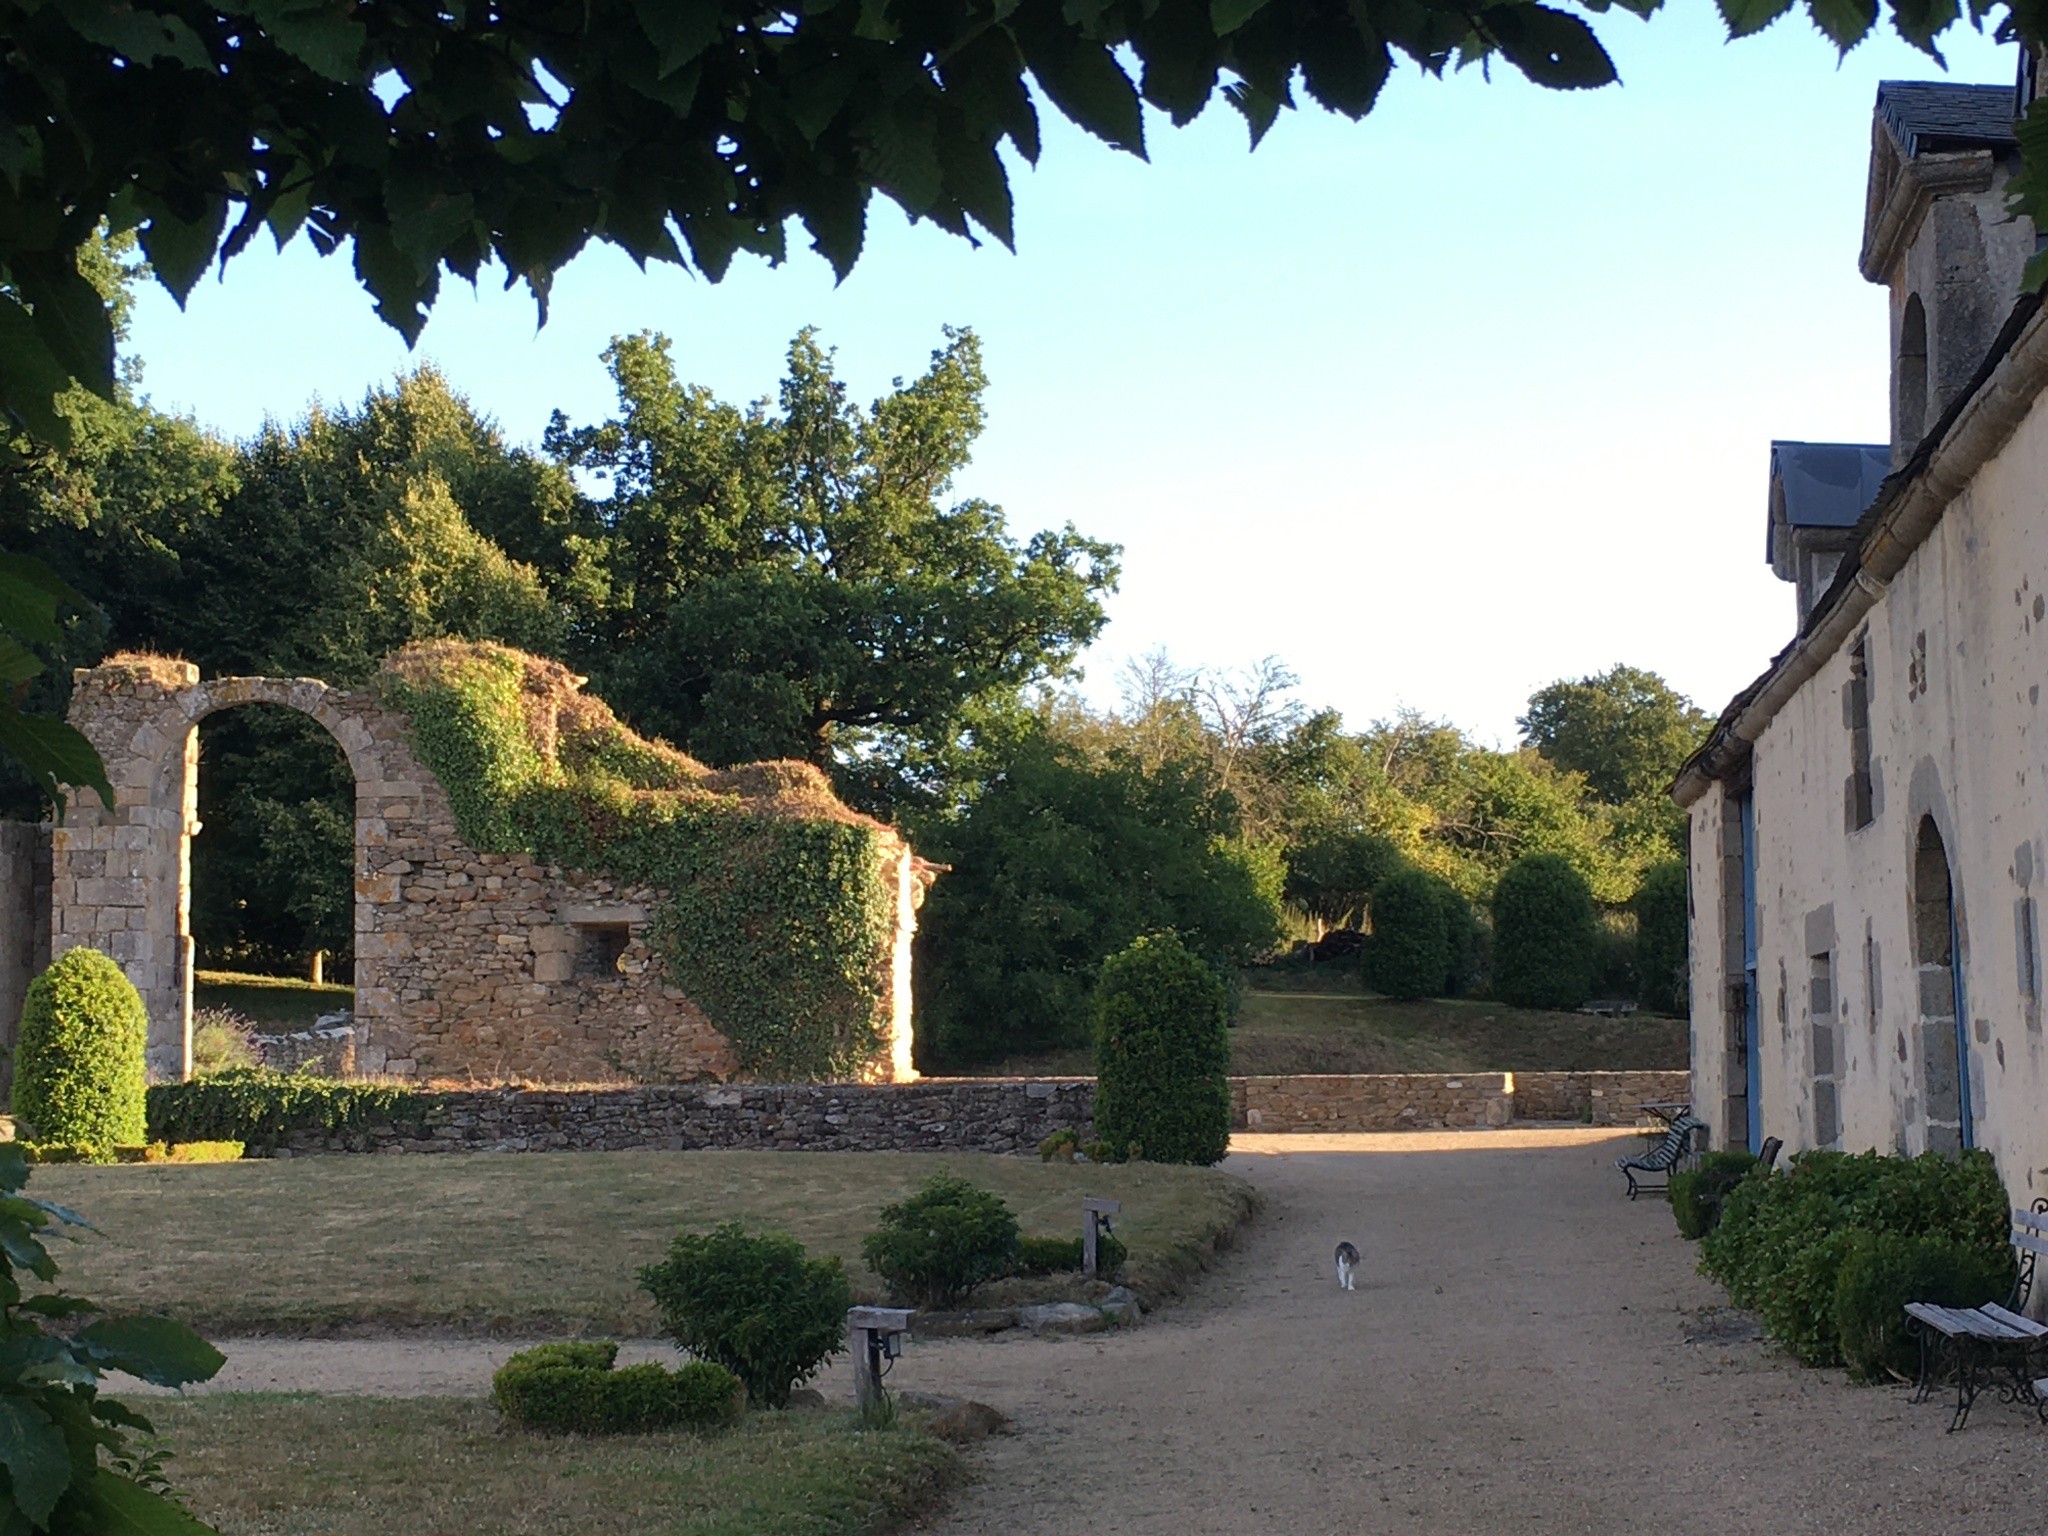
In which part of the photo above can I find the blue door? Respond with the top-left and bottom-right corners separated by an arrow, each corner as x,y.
1738,794 -> 1762,1152
1950,896 -> 1975,1149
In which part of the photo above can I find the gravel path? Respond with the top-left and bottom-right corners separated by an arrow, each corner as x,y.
154,1128 -> 2046,1535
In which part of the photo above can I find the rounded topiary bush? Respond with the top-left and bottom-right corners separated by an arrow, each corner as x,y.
638,1224 -> 851,1409
1434,878 -> 1481,997
492,1341 -> 746,1434
1490,854 -> 1598,1010
1093,931 -> 1231,1166
12,947 -> 147,1147
862,1173 -> 1021,1307
1633,860 -> 1690,1016
1364,869 -> 1449,1000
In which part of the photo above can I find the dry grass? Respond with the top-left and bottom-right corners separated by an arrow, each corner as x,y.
956,974 -> 1688,1078
97,650 -> 195,687
146,1395 -> 961,1536
34,1150 -> 1256,1335
193,971 -> 354,1032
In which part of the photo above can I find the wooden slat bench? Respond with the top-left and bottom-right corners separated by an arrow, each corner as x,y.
1904,1202 -> 2048,1431
1614,1112 -> 1704,1200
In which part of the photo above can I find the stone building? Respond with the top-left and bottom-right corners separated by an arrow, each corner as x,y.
0,646 -> 930,1086
1675,67 -> 2048,1199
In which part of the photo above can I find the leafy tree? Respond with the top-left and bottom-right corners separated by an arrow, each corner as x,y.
914,732 -> 1282,1065
552,329 -> 1118,807
1363,868 -> 1451,1000
1633,859 -> 1690,1016
1491,852 -> 1599,1010
1519,664 -> 1712,806
1093,932 -> 1233,1166
1285,829 -> 1407,934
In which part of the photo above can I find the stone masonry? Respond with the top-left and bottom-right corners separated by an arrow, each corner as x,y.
51,657 -> 922,1084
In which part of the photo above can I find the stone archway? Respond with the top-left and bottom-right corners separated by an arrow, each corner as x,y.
54,657 -> 408,1079
1910,815 -> 1970,1153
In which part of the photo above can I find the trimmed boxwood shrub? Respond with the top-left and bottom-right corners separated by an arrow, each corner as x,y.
146,1067 -> 436,1151
638,1224 -> 850,1409
862,1173 -> 1020,1307
12,948 -> 147,1148
1699,1148 -> 2008,1367
1012,1231 -> 1127,1278
1633,861 -> 1690,1015
1490,854 -> 1598,1010
1093,932 -> 1231,1166
1832,1231 -> 2015,1383
1435,879 -> 1481,997
492,1341 -> 745,1434
1363,870 -> 1449,1000
1670,1150 -> 1760,1240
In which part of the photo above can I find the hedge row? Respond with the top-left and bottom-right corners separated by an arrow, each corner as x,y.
492,1342 -> 745,1434
145,1068 -> 437,1150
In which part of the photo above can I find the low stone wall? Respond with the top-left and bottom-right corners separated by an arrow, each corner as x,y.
257,1022 -> 358,1078
1510,1071 -> 1692,1125
269,1077 -> 1095,1157
1234,1073 -> 1513,1132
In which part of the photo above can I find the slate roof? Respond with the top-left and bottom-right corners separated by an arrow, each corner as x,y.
1766,441 -> 1890,561
1876,81 -> 2017,157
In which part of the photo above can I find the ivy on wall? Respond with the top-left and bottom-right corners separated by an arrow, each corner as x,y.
379,642 -> 896,1081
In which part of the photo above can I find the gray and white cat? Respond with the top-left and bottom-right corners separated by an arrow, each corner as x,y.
1334,1241 -> 1360,1291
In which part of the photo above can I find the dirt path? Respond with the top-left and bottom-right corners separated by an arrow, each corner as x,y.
163,1130 -> 2045,1534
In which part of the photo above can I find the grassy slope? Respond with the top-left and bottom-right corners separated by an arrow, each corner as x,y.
36,1150 -> 1255,1334
193,970 -> 354,1031
149,1397 -> 961,1536
956,972 -> 1688,1078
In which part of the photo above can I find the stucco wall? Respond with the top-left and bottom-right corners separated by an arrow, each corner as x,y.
1691,381 -> 2048,1202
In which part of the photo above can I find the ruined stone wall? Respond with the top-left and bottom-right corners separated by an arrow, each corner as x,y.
0,821 -> 51,1094
56,657 -> 916,1085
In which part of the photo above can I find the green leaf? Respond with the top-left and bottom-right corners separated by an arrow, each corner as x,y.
384,169 -> 477,275
1802,0 -> 1880,49
1213,0 -> 1273,32
0,552 -> 86,646
1716,0 -> 1799,35
0,1398 -> 69,1524
0,637 -> 41,688
60,0 -> 211,69
1480,5 -> 1619,89
140,198 -> 230,305
12,254 -> 117,400
0,706 -> 115,818
74,1471 -> 220,1535
249,0 -> 367,82
632,0 -> 721,77
0,296 -> 77,449
74,1318 -> 226,1390
1021,37 -> 1146,153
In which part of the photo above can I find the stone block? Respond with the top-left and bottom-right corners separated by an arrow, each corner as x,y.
533,951 -> 574,983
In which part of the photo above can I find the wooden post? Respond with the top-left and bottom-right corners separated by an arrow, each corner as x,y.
846,1306 -> 915,1412
1082,1197 -> 1122,1278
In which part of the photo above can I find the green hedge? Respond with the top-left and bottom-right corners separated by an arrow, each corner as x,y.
1832,1231 -> 2014,1383
1013,1232 -> 1127,1278
1092,932 -> 1231,1166
1699,1149 -> 2009,1367
1490,854 -> 1598,1010
492,1342 -> 745,1434
1670,1150 -> 1760,1240
1363,869 -> 1450,1000
13,948 -> 147,1147
146,1068 -> 436,1151
862,1174 -> 1020,1307
1632,861 -> 1689,1015
384,643 -> 894,1081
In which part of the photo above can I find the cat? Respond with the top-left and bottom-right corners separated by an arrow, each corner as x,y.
1334,1240 -> 1360,1291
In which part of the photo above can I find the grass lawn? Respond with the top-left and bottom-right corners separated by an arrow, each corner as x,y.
147,1395 -> 959,1536
193,970 -> 353,1031
34,1150 -> 1256,1334
958,972 -> 1688,1077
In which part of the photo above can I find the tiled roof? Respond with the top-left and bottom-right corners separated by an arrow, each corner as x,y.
1876,80 -> 2017,157
1767,441 -> 1890,560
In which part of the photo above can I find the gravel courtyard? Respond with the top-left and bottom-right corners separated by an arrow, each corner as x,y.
167,1129 -> 2046,1534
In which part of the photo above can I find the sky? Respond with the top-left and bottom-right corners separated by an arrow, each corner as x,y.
123,10 -> 2021,747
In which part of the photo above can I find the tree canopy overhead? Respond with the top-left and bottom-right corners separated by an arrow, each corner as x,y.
0,0 -> 2009,452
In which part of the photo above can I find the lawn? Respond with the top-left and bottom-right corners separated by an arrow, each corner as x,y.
956,971 -> 1688,1077
193,970 -> 353,1031
34,1150 -> 1256,1334
146,1395 -> 960,1536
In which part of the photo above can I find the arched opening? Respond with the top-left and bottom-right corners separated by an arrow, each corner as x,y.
1898,294 -> 1929,452
187,704 -> 358,1073
1911,816 -> 1971,1152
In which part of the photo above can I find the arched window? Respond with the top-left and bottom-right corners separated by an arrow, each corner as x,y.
1898,294 -> 1929,452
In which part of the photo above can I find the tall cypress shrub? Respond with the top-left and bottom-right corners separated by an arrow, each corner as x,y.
1491,854 -> 1598,1010
1092,933 -> 1231,1166
13,948 -> 148,1146
1433,877 -> 1481,997
1633,860 -> 1690,1015
1364,869 -> 1449,1000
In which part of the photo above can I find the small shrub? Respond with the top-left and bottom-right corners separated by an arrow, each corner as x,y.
1037,1128 -> 1079,1163
1490,854 -> 1598,1010
492,1342 -> 744,1434
1633,861 -> 1690,1015
862,1174 -> 1020,1308
191,1008 -> 262,1075
638,1224 -> 850,1409
1363,870 -> 1449,1000
1671,1150 -> 1759,1240
12,947 -> 147,1147
1833,1232 -> 2015,1383
1092,932 -> 1231,1166
1012,1231 -> 1128,1278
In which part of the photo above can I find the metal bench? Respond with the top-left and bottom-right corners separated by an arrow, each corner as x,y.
1905,1201 -> 2048,1431
1614,1112 -> 1704,1200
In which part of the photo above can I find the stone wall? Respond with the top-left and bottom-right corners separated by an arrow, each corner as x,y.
1234,1073 -> 1514,1131
1510,1071 -> 1693,1126
0,821 -> 50,1096
268,1078 -> 1096,1157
